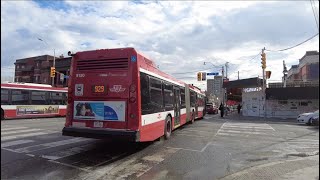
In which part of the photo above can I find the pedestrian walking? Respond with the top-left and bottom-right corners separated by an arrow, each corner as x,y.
219,103 -> 224,117
237,104 -> 242,114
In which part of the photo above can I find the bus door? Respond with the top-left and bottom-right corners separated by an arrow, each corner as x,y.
195,94 -> 199,118
173,87 -> 180,127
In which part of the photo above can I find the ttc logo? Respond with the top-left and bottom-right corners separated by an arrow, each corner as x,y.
109,85 -> 126,93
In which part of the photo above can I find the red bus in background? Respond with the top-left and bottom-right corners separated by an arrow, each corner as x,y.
1,82 -> 67,120
63,47 -> 206,142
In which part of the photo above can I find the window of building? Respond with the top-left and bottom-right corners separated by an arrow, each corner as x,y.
21,65 -> 25,69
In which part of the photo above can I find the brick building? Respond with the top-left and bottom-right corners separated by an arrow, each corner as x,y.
14,55 -> 71,87
287,51 -> 319,82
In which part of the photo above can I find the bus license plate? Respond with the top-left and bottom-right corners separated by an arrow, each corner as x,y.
93,121 -> 103,128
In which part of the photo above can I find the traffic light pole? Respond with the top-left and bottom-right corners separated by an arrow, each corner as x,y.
262,47 -> 266,119
52,49 -> 55,87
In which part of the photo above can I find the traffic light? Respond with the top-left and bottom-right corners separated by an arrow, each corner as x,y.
266,71 -> 271,79
197,72 -> 202,81
201,72 -> 206,81
50,67 -> 56,77
261,52 -> 266,69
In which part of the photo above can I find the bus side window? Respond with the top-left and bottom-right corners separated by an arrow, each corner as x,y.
1,89 -> 9,105
163,82 -> 173,111
11,90 -> 30,105
140,72 -> 151,115
180,88 -> 185,109
149,77 -> 163,112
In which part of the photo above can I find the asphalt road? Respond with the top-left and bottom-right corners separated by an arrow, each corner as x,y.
1,114 -> 319,180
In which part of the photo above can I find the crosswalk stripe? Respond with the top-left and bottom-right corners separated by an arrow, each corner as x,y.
223,125 -> 273,128
1,140 -> 35,148
14,138 -> 92,153
1,127 -> 29,131
40,143 -> 93,160
1,129 -> 42,135
218,130 -> 268,135
221,127 -> 274,131
1,131 -> 57,141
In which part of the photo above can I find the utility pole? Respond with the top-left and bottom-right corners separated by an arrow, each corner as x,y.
238,71 -> 239,80
222,66 -> 224,105
225,62 -> 229,79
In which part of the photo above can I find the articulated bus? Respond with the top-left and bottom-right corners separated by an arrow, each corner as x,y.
63,48 -> 206,142
1,82 -> 67,120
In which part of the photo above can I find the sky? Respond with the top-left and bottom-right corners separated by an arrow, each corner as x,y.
1,0 -> 319,90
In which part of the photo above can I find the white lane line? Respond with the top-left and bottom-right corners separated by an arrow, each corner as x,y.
222,125 -> 274,130
14,138 -> 92,153
288,139 -> 319,142
221,127 -> 274,132
218,130 -> 268,135
40,143 -> 94,160
1,131 -> 57,141
1,129 -> 42,135
1,140 -> 35,148
1,127 -> 29,131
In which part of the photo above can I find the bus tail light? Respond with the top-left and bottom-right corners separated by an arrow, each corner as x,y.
130,84 -> 136,93
129,97 -> 136,103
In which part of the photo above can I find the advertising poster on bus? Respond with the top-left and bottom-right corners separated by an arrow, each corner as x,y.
73,101 -> 125,121
16,105 -> 59,115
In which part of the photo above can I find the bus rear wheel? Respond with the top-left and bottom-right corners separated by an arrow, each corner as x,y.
164,116 -> 172,139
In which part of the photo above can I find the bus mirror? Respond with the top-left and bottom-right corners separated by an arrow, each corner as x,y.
68,51 -> 75,56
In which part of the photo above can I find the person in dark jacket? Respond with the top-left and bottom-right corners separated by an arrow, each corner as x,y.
237,104 -> 242,114
219,103 -> 224,117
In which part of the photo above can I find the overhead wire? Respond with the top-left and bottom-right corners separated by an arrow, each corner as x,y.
265,33 -> 319,52
310,0 -> 319,31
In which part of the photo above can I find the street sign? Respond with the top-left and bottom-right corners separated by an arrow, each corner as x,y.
60,73 -> 64,81
207,72 -> 219,76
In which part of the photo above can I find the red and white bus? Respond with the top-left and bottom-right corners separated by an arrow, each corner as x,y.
63,48 -> 206,142
1,82 -> 67,120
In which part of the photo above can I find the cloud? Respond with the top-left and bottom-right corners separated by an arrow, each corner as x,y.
1,0 -> 319,90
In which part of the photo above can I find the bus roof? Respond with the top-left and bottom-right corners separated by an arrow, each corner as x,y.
1,82 -> 67,92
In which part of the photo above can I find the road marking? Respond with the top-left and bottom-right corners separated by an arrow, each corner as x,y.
40,143 -> 94,160
1,131 -> 57,141
1,140 -> 34,148
1,129 -> 42,135
218,129 -> 268,135
222,126 -> 275,130
175,133 -> 207,138
14,138 -> 92,153
1,127 -> 29,131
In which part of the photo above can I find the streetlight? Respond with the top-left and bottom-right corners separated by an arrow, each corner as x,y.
38,38 -> 55,86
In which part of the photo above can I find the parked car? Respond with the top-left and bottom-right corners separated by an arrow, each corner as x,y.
297,110 -> 319,125
311,116 -> 319,126
206,104 -> 218,114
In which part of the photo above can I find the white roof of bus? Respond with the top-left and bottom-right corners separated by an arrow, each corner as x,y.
2,82 -> 53,87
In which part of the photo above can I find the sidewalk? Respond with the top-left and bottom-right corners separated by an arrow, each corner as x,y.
220,155 -> 319,180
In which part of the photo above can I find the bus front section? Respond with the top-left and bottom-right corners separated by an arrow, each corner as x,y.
63,48 -> 140,142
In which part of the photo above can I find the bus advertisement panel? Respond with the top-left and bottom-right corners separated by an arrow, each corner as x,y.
73,101 -> 126,121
